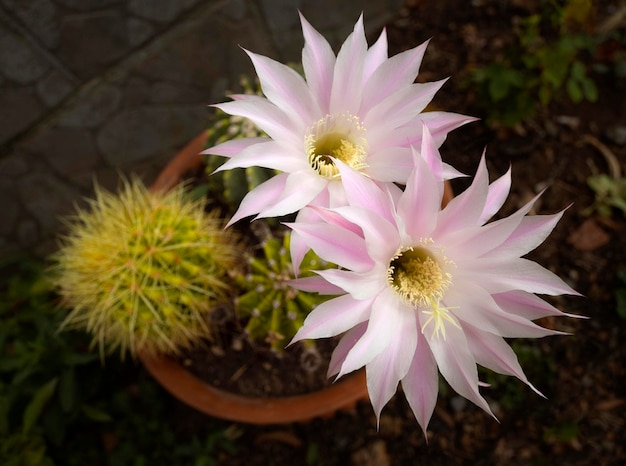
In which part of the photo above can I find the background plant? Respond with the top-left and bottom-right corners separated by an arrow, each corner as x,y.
585,173 -> 626,217
470,0 -> 601,126
234,232 -> 332,351
51,178 -> 241,359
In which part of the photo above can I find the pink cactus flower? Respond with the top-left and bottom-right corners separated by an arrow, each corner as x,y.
287,125 -> 581,435
204,14 -> 474,225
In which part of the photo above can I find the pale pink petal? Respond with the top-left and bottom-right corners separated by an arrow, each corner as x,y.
423,315 -> 495,418
364,80 -> 446,133
402,338 -> 439,438
329,14 -> 367,114
315,268 -> 386,300
364,147 -> 415,183
444,282 -> 565,338
214,98 -> 299,144
366,305 -> 418,420
202,137 -> 268,158
258,170 -> 327,218
332,206 -> 399,263
363,27 -> 388,81
244,49 -> 320,127
372,111 -> 477,151
213,140 -> 307,173
361,40 -> 429,114
299,12 -> 336,113
289,275 -> 344,295
493,290 -> 584,320
226,173 -> 287,226
435,154 -> 489,236
397,146 -> 441,239
287,222 -> 374,272
328,322 -> 367,377
456,257 -> 580,296
334,158 -> 395,223
480,167 -> 512,223
419,124 -> 445,181
338,289 -> 405,377
300,205 -> 363,236
489,211 -> 565,258
463,323 -> 544,396
291,294 -> 374,342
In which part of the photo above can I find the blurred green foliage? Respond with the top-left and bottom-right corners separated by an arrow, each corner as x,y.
470,0 -> 611,126
0,258 -> 240,465
585,174 -> 626,217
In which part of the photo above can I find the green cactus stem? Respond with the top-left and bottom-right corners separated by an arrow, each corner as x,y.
51,177 -> 241,359
234,232 -> 331,351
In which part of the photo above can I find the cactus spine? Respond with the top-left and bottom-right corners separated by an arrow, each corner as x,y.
51,178 -> 241,359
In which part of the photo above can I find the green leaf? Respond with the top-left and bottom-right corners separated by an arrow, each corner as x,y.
81,404 -> 112,423
22,377 -> 58,435
566,79 -> 583,103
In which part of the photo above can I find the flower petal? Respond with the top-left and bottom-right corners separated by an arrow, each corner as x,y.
287,222 -> 374,272
402,337 -> 438,438
423,315 -> 495,418
214,98 -> 299,144
258,170 -> 327,218
244,49 -> 320,127
366,305 -> 418,420
480,167 -> 511,223
291,294 -> 373,342
360,40 -> 429,114
315,267 -> 386,300
289,275 -> 345,295
214,140 -> 307,173
332,206 -> 400,263
338,289 -> 405,377
226,173 -> 287,226
330,14 -> 367,114
328,322 -> 367,377
444,281 -> 565,338
202,137 -> 268,158
363,27 -> 388,81
397,142 -> 443,239
299,13 -> 336,113
463,323 -> 544,396
493,290 -> 584,320
364,80 -> 446,133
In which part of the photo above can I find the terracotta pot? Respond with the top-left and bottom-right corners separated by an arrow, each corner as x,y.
142,131 -> 369,425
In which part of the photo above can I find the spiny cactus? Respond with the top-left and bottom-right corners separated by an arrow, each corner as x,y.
203,75 -> 278,211
234,233 -> 331,351
51,177 -> 241,359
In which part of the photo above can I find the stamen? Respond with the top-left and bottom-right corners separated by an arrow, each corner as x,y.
305,113 -> 368,179
421,299 -> 461,339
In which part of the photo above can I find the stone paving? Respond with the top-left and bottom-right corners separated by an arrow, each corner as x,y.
0,0 -> 404,258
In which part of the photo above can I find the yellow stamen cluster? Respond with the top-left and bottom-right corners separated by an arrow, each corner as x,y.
305,113 -> 368,179
388,243 -> 458,339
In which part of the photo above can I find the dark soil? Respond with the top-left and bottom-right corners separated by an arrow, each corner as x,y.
162,1 -> 626,465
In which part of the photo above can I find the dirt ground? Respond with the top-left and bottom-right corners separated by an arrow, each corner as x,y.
166,1 -> 626,465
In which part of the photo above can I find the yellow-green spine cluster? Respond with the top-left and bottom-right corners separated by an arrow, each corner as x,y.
51,178 -> 240,359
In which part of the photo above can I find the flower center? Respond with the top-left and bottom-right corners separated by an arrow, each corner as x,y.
388,246 -> 450,306
305,113 -> 368,179
388,243 -> 459,339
